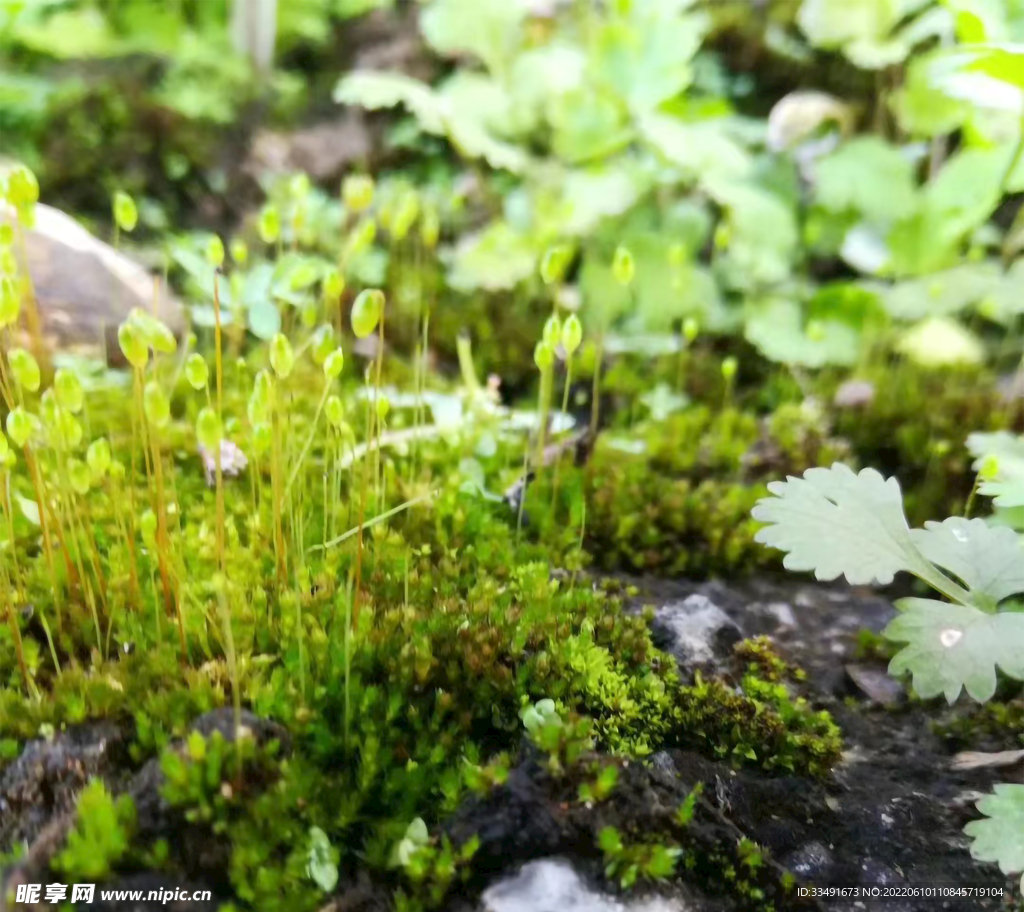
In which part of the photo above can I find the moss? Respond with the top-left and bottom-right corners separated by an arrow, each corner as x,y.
930,696 -> 1024,752
674,638 -> 841,777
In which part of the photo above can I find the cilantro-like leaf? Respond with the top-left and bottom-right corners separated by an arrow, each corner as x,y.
910,518 -> 1024,606
885,599 -> 1024,703
963,783 -> 1024,891
751,463 -> 926,585
967,431 -> 1024,509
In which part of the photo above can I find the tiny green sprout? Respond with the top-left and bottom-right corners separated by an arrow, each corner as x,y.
806,319 -> 825,342
683,317 -> 699,344
612,245 -> 635,286
143,381 -> 170,429
323,349 -> 345,380
290,173 -> 311,200
343,174 -> 375,212
40,388 -> 58,426
196,407 -> 222,450
117,322 -> 149,369
248,371 -> 272,424
54,369 -> 84,414
345,218 -> 377,261
8,348 -> 40,392
251,422 -> 272,455
376,395 -> 390,423
109,459 -> 125,481
58,411 -> 82,448
112,191 -> 138,233
140,508 -> 158,548
185,353 -> 209,391
979,455 -> 1000,481
0,223 -> 11,245
87,437 -> 111,480
270,333 -> 295,379
325,395 -> 344,427
300,300 -> 318,329
534,341 -> 554,370
68,458 -> 91,496
540,244 -> 574,285
667,243 -> 686,268
562,314 -> 583,356
542,314 -> 562,349
0,431 -> 7,458
206,235 -> 225,269
230,238 -> 248,266
258,205 -> 281,244
322,269 -> 345,304
522,698 -> 560,734
351,289 -> 384,338
128,309 -> 176,354
311,324 -> 336,365
721,357 -> 738,380
6,407 -> 39,448
0,275 -> 19,326
7,165 -> 39,211
391,191 -> 420,241
420,205 -> 440,249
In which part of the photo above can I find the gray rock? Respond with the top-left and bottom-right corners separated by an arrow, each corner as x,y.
480,858 -> 692,912
842,664 -> 905,707
649,595 -> 743,678
0,203 -> 185,358
782,841 -> 834,880
857,857 -> 905,887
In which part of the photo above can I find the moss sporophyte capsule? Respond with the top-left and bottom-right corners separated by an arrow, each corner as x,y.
351,289 -> 384,338
8,348 -> 40,392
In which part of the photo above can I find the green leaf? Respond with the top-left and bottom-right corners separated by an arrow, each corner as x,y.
967,431 -> 1024,509
744,297 -> 860,368
14,493 -> 40,526
334,70 -> 444,132
640,114 -> 753,182
814,137 -> 917,223
549,88 -> 633,164
705,178 -> 798,286
590,8 -> 706,114
882,262 -> 1002,320
753,463 -> 934,585
910,518 -> 1024,605
247,299 -> 281,340
798,0 -> 900,49
964,784 -> 1024,890
306,826 -> 339,893
896,316 -> 984,367
446,222 -> 537,292
885,598 -> 1024,702
891,51 -> 970,136
419,0 -> 526,74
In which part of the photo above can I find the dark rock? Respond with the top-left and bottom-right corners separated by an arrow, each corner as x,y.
1,709 -> 289,907
444,757 -> 566,873
0,720 -> 130,850
842,664 -> 905,707
856,857 -> 905,887
782,841 -> 834,881
649,595 -> 743,679
648,751 -> 678,780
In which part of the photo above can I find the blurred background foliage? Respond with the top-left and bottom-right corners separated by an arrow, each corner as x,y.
1,0 -> 1023,379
